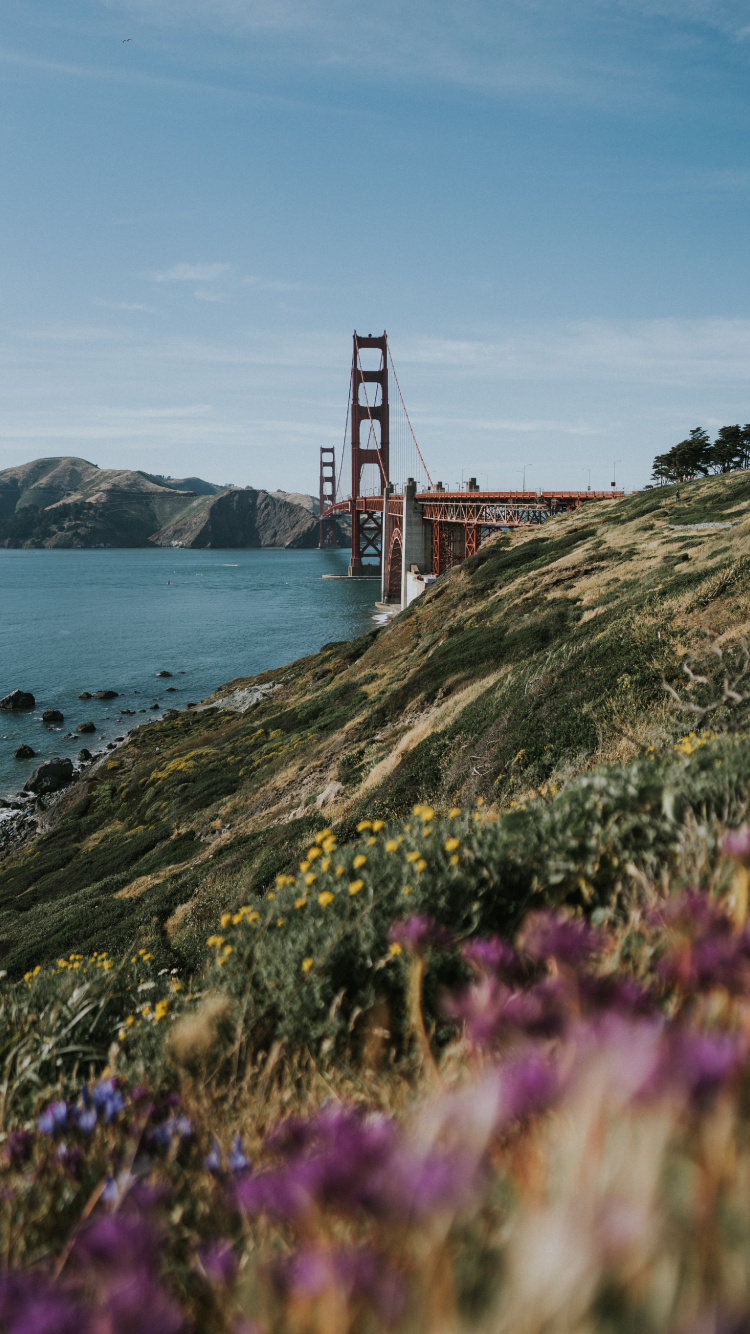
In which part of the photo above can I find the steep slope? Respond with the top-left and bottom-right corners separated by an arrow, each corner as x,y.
0,457 -> 331,549
3,471 -> 750,974
149,487 -> 321,548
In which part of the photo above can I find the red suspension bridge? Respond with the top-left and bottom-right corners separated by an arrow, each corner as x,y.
319,332 -> 624,610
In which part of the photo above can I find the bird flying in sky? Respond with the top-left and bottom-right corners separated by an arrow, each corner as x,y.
123,38 -> 131,42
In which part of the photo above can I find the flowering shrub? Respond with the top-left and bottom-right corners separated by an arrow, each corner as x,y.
2,833 -> 750,1330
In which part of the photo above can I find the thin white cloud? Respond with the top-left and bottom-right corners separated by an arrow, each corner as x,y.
193,288 -> 227,303
93,299 -> 156,313
153,262 -> 230,283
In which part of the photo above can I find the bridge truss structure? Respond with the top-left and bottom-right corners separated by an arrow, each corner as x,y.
319,331 -> 625,601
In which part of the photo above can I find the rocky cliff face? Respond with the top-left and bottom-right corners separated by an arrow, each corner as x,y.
149,487 -> 320,549
0,457 -> 329,549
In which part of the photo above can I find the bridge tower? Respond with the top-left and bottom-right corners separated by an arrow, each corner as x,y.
318,446 -> 337,547
349,332 -> 389,575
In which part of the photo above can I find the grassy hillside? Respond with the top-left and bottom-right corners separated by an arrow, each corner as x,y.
4,473 -> 750,1333
2,471 -> 750,977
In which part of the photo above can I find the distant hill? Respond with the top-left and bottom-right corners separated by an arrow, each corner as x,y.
0,457 -> 339,550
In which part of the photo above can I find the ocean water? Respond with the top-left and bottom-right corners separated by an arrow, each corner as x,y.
0,548 -> 380,799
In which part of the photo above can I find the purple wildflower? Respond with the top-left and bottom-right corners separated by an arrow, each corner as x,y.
0,1273 -> 91,1334
494,1050 -> 562,1128
227,1134 -> 249,1174
462,935 -> 518,977
445,975 -> 567,1047
578,973 -> 655,1015
74,1107 -> 98,1135
388,914 -> 454,953
204,1139 -> 222,1173
199,1240 -> 238,1286
240,1103 -> 476,1225
102,1273 -> 185,1334
37,1099 -> 68,1135
520,910 -> 600,966
75,1211 -> 160,1277
270,1247 -> 405,1325
92,1078 -> 125,1123
666,1029 -> 744,1107
723,826 -> 750,864
236,1164 -> 313,1223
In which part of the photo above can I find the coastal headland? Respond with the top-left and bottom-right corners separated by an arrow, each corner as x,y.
0,455 -> 349,549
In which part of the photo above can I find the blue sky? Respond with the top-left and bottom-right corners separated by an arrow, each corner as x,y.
2,0 -> 750,494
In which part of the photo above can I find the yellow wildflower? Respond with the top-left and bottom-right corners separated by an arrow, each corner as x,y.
448,807 -> 461,818
267,890 -> 277,900
349,880 -> 364,896
389,942 -> 402,956
372,819 -> 384,832
220,912 -> 232,927
321,837 -> 336,853
403,885 -> 413,895
321,857 -> 331,871
223,945 -> 233,956
277,918 -> 285,928
353,854 -> 367,869
247,911 -> 259,923
207,935 -> 224,948
357,820 -> 372,832
170,980 -> 182,993
304,872 -> 317,886
413,803 -> 435,822
307,847 -> 321,860
315,828 -> 333,844
415,859 -> 427,872
118,1029 -> 126,1041
318,891 -> 334,907
126,1015 -> 135,1025
154,999 -> 168,1022
406,851 -> 420,863
449,854 -> 459,866
444,837 -> 460,852
299,860 -> 310,872
385,840 -> 399,853
335,865 -> 345,876
367,837 -> 376,846
295,897 -> 308,909
302,957 -> 314,972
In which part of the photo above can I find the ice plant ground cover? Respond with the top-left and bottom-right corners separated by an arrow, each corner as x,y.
4,813 -> 750,1329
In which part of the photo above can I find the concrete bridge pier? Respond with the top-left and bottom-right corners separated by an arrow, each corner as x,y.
400,478 -> 434,609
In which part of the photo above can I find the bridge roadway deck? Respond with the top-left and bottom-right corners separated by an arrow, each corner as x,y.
323,489 -> 624,524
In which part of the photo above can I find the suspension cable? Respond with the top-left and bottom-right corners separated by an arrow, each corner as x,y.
388,347 -> 433,489
335,376 -> 352,503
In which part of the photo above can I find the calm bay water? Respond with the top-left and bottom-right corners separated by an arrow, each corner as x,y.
0,548 -> 379,799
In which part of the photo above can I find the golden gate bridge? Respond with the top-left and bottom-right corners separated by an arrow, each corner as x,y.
319,332 -> 624,610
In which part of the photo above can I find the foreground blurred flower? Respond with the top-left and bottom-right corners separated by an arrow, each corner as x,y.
723,826 -> 750,864
389,915 -> 454,953
520,910 -> 600,967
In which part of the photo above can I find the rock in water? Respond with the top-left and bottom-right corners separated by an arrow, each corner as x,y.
79,691 -> 92,699
42,709 -> 64,723
93,690 -> 118,700
23,757 -> 74,794
156,670 -> 173,677
14,744 -> 35,760
77,721 -> 96,734
78,748 -> 93,762
0,690 -> 35,710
